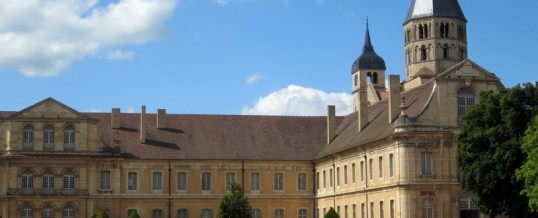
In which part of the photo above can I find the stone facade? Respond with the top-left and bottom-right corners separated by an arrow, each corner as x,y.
0,0 -> 511,218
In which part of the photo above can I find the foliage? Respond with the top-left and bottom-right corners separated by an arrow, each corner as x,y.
457,83 -> 538,217
324,207 -> 339,218
91,209 -> 110,218
517,115 -> 538,211
217,182 -> 252,218
128,209 -> 141,218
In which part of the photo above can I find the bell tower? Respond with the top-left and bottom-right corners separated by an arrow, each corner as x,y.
403,0 -> 468,81
351,21 -> 386,112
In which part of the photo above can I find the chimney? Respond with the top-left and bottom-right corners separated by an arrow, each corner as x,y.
111,108 -> 121,129
327,105 -> 336,144
140,106 -> 146,144
157,109 -> 167,130
358,74 -> 368,132
388,75 -> 401,123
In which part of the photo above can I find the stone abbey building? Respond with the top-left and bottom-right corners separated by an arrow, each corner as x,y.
0,0 -> 504,217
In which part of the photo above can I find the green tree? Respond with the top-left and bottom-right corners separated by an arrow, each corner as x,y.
128,209 -> 141,218
324,207 -> 339,218
217,182 -> 252,218
91,209 -> 110,218
517,115 -> 538,211
457,83 -> 538,217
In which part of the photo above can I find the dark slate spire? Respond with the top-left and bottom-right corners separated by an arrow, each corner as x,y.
404,0 -> 466,24
351,20 -> 386,74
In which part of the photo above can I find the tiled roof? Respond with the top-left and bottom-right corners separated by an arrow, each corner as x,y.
316,81 -> 435,158
88,113 -> 336,160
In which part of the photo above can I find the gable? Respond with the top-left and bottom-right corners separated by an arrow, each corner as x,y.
437,59 -> 500,81
8,98 -> 93,120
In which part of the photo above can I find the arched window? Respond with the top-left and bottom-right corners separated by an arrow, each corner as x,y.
458,89 -> 475,125
62,206 -> 75,218
418,24 -> 424,39
42,206 -> 55,218
43,171 -> 55,189
21,206 -> 34,218
23,125 -> 35,150
420,45 -> 427,61
423,198 -> 434,218
22,171 -> 34,190
64,171 -> 75,189
423,24 -> 429,38
43,125 -> 55,151
460,194 -> 479,218
372,72 -> 378,84
354,75 -> 358,87
442,44 -> 449,59
64,126 -> 75,151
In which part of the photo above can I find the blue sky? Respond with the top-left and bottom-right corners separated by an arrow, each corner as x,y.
1,0 -> 537,115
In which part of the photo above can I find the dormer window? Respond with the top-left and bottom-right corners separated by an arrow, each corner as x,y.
43,125 -> 55,151
22,125 -> 34,151
64,126 -> 76,151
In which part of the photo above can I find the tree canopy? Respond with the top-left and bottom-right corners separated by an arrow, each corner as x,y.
324,207 -> 340,218
457,83 -> 538,217
91,209 -> 110,218
517,114 -> 538,211
128,209 -> 141,218
217,182 -> 252,218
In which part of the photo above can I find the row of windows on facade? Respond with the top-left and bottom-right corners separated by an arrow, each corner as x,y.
405,44 -> 467,64
405,22 -> 466,43
99,171 -> 308,192
21,125 -> 76,151
122,208 -> 308,218
20,206 -> 75,218
317,152 -> 434,189
318,198 -> 432,218
21,170 -> 75,190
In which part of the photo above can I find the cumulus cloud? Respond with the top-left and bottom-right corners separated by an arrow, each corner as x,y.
242,85 -> 353,116
0,0 -> 178,77
106,50 -> 135,61
246,74 -> 264,85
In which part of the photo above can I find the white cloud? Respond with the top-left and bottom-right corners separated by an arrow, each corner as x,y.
246,74 -> 264,85
106,50 -> 135,61
0,0 -> 178,77
242,85 -> 353,116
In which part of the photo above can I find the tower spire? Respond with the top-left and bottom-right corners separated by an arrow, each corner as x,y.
351,19 -> 386,74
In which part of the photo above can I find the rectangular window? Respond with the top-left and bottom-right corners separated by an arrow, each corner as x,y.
64,173 -> 75,189
323,170 -> 326,188
360,161 -> 365,182
344,165 -> 348,185
152,172 -> 162,191
128,172 -> 137,191
298,172 -> 307,191
337,206 -> 340,215
299,208 -> 307,218
226,172 -> 236,188
274,172 -> 284,191
352,163 -> 356,183
274,208 -> 284,218
421,152 -> 433,176
379,156 -> 384,179
201,172 -> 211,191
370,202 -> 375,218
389,154 -> 394,178
177,209 -> 188,218
423,199 -> 433,218
201,209 -> 212,218
252,209 -> 261,218
329,169 -> 333,187
336,167 -> 340,186
100,171 -> 111,191
390,200 -> 395,218
152,209 -> 163,218
369,159 -> 374,180
43,173 -> 54,189
251,172 -> 260,192
353,204 -> 356,218
177,172 -> 187,191
345,205 -> 348,218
